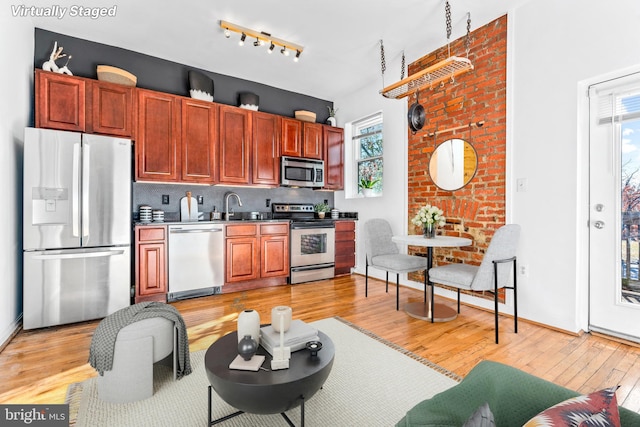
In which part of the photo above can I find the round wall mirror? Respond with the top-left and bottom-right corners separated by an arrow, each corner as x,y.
429,139 -> 478,191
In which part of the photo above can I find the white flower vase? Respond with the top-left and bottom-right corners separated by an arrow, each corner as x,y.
326,117 -> 336,126
362,188 -> 375,197
237,309 -> 261,344
271,306 -> 292,332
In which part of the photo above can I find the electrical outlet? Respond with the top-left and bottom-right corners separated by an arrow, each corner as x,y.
266,198 -> 271,207
162,195 -> 169,204
519,265 -> 528,277
197,195 -> 204,205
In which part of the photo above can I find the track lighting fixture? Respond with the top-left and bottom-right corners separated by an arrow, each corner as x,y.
220,20 -> 304,62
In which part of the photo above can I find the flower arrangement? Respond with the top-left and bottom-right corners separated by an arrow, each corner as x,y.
411,204 -> 446,229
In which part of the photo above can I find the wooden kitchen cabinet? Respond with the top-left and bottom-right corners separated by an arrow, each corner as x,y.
323,125 -> 344,190
181,98 -> 218,183
225,222 -> 289,291
225,224 -> 259,283
218,105 -> 251,185
302,122 -> 324,159
35,70 -> 135,137
136,88 -> 181,182
280,118 -> 323,160
281,117 -> 303,157
252,111 -> 280,185
35,69 -> 87,132
334,220 -> 356,276
89,79 -> 135,137
135,225 -> 168,303
259,223 -> 289,278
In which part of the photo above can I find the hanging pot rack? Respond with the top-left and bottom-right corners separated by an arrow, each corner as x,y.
380,2 -> 474,100
380,56 -> 473,99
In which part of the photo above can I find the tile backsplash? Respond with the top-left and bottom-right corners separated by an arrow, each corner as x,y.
133,183 -> 335,221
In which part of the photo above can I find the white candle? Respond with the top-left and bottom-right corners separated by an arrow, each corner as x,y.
279,315 -> 284,349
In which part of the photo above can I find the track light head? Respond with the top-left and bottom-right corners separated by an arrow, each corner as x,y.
224,28 -> 231,38
281,46 -> 289,56
268,42 -> 275,53
294,50 -> 301,62
253,37 -> 261,47
239,33 -> 246,46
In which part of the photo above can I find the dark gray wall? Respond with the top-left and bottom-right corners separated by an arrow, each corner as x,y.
34,28 -> 333,121
34,29 -> 336,213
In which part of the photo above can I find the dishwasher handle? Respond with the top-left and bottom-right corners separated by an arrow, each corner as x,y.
169,227 -> 223,234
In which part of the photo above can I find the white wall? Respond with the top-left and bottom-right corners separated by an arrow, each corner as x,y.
333,86 -> 409,283
0,12 -> 33,345
510,0 -> 640,332
336,0 -> 640,334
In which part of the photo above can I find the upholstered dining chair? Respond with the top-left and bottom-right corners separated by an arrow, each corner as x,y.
428,224 -> 520,344
364,218 -> 431,310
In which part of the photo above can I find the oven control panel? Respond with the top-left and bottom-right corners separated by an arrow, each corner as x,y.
272,203 -> 315,213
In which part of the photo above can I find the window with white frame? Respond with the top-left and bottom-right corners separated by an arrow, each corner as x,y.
352,112 -> 383,195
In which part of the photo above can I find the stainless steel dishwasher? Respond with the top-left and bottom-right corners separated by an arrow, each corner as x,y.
168,223 -> 225,301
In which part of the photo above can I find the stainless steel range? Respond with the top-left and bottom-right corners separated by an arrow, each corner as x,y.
272,203 -> 335,284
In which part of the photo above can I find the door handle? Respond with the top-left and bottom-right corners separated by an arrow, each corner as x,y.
594,220 -> 605,229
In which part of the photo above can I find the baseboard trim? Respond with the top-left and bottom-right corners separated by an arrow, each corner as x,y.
0,316 -> 22,354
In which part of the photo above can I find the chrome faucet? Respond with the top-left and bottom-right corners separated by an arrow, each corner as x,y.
224,192 -> 243,220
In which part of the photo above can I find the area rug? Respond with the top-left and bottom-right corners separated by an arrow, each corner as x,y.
67,317 -> 460,426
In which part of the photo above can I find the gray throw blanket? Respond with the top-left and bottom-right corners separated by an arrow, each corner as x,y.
88,302 -> 192,379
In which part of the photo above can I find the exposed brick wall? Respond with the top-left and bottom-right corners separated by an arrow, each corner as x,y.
406,15 -> 508,298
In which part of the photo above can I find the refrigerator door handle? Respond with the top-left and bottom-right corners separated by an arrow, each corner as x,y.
82,142 -> 90,238
72,142 -> 81,237
31,249 -> 126,260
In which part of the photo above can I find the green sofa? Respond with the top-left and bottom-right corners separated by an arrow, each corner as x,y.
397,360 -> 640,426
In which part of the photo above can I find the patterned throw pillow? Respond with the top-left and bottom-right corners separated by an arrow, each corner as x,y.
523,386 -> 621,427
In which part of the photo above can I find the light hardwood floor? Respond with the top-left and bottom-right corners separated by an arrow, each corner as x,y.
2,274 -> 640,414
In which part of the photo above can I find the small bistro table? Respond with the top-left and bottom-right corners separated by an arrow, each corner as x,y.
392,234 -> 472,322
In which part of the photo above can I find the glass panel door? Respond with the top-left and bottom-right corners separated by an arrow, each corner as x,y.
589,74 -> 640,342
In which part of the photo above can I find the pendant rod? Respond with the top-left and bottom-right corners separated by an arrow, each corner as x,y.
424,120 -> 485,138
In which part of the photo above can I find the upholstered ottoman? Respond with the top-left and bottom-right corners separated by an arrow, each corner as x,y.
97,317 -> 177,403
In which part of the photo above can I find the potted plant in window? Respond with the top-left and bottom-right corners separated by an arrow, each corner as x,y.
359,177 -> 380,197
314,202 -> 331,218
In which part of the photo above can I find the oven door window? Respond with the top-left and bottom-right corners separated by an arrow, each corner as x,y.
301,233 -> 327,255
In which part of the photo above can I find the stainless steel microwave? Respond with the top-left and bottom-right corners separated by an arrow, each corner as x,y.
281,156 -> 325,188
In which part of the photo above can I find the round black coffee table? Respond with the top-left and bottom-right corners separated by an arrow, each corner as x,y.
204,330 -> 334,426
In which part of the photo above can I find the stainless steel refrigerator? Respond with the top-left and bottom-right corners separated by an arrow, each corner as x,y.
23,127 -> 132,330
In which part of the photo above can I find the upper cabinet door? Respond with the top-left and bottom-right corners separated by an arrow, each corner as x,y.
35,70 -> 86,132
281,117 -> 302,157
252,111 -> 280,186
219,105 -> 250,185
324,126 -> 344,190
90,80 -> 134,138
302,122 -> 323,159
136,89 -> 180,182
181,99 -> 218,184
